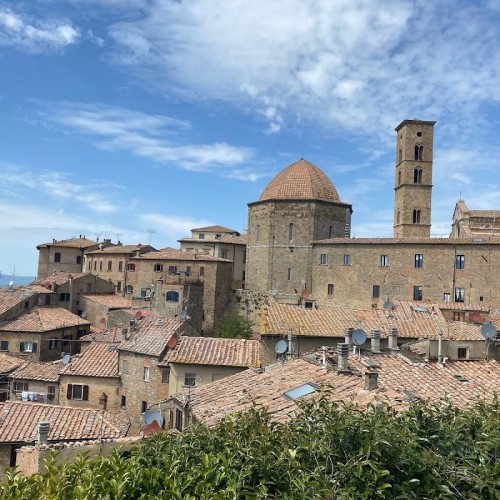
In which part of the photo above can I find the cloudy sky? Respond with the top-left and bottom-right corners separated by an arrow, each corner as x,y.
1,0 -> 500,276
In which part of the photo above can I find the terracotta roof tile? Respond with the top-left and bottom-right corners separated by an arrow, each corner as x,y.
9,361 -> 60,382
258,159 -> 343,204
192,225 -> 239,233
0,353 -> 24,374
85,244 -> 155,255
60,342 -> 119,378
0,307 -> 90,333
137,249 -> 230,262
80,294 -> 132,309
80,327 -> 122,343
0,285 -> 55,316
36,237 -> 97,249
314,236 -> 500,245
164,337 -> 260,368
33,272 -> 88,286
0,401 -> 129,442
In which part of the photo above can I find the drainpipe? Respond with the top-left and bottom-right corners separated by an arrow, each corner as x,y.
437,330 -> 443,363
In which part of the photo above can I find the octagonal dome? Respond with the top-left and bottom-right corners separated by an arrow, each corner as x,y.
259,158 -> 341,203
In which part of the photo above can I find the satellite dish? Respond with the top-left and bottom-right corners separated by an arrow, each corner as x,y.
275,340 -> 288,354
61,354 -> 71,365
179,310 -> 188,320
108,344 -> 117,352
480,322 -> 497,339
81,311 -> 87,318
383,300 -> 393,311
143,410 -> 164,427
352,328 -> 367,346
167,336 -> 178,349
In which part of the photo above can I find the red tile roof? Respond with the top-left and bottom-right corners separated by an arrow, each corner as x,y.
85,244 -> 155,255
80,294 -> 132,309
137,249 -> 230,262
314,236 -> 500,245
60,342 -> 119,378
164,337 -> 260,368
33,272 -> 88,286
36,237 -> 97,249
0,285 -> 55,316
9,361 -> 61,382
0,401 -> 129,443
0,307 -> 90,333
192,225 -> 239,233
0,353 -> 24,374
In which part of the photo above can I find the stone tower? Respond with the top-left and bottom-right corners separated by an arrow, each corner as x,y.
393,119 -> 436,238
246,158 -> 352,293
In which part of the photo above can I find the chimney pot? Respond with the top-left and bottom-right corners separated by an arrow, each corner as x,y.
370,330 -> 381,353
344,327 -> 354,347
364,371 -> 378,391
337,342 -> 350,372
388,328 -> 399,350
38,421 -> 50,445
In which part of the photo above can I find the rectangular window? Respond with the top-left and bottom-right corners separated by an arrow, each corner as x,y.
118,261 -> 123,271
99,261 -> 103,271
175,409 -> 183,431
198,233 -> 205,239
144,366 -> 150,381
320,253 -> 328,265
443,293 -> 450,303
88,262 -> 91,271
107,261 -> 112,271
343,254 -> 351,266
454,287 -> 465,303
120,395 -> 126,408
372,285 -> 380,299
76,255 -> 82,265
380,255 -> 389,267
199,266 -> 205,277
54,252 -> 61,263
456,255 -> 465,269
185,266 -> 191,276
161,368 -> 170,383
94,261 -> 97,271
327,284 -> 334,296
47,385 -> 56,401
457,347 -> 469,359
20,342 -> 37,353
414,254 -> 423,268
221,250 -> 228,259
126,284 -> 134,294
168,265 -> 178,275
413,286 -> 423,301
141,401 -> 148,413
122,359 -> 128,374
287,268 -> 292,281
117,281 -> 122,292
14,381 -> 29,393
0,340 -> 9,351
184,372 -> 196,387
59,293 -> 70,301
66,384 -> 89,400
127,263 -> 135,272
154,263 -> 163,272
453,311 -> 465,322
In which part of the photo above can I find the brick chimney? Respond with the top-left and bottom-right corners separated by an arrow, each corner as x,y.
38,421 -> 50,445
344,327 -> 354,348
364,371 -> 378,391
337,343 -> 350,373
370,330 -> 381,353
388,328 -> 399,350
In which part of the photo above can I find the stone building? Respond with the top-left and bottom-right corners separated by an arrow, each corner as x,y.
450,199 -> 500,238
246,158 -> 352,294
36,236 -> 101,280
0,285 -> 56,322
8,362 -> 60,404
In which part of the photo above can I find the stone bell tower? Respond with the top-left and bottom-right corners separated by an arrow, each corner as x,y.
393,119 -> 436,238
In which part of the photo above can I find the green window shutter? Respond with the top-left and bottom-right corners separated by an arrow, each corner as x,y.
32,342 -> 37,353
19,342 -> 24,352
82,385 -> 89,401
67,384 -> 73,399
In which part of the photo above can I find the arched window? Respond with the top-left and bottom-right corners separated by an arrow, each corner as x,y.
398,170 -> 401,185
413,209 -> 421,224
288,223 -> 295,242
414,144 -> 423,160
413,168 -> 422,184
328,225 -> 334,238
166,291 -> 179,302
399,148 -> 403,164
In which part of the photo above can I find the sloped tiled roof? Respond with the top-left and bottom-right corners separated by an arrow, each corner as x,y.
60,342 -> 119,378
33,272 -> 88,287
80,327 -> 122,343
37,237 -> 97,249
85,244 -> 155,255
9,361 -> 61,382
0,353 -> 24,374
258,159 -> 343,204
0,401 -> 130,443
192,225 -> 239,233
173,352 -> 500,427
80,294 -> 132,309
164,337 -> 260,368
314,237 -> 500,245
0,307 -> 90,333
218,233 -> 247,245
469,209 -> 500,218
137,249 -> 230,262
0,285 -> 55,316
119,316 -> 182,357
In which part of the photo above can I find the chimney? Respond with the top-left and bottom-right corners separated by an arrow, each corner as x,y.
370,330 -> 381,353
388,328 -> 399,350
344,327 -> 354,348
364,371 -> 378,391
337,343 -> 350,373
38,421 -> 50,445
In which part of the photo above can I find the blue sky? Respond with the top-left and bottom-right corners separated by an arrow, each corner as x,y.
1,0 -> 500,276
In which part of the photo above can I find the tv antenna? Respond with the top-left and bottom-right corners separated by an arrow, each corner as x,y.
147,228 -> 156,245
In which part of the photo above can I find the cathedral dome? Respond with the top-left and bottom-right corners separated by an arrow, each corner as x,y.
259,158 -> 341,203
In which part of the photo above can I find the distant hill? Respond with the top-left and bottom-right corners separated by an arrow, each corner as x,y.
0,274 -> 35,288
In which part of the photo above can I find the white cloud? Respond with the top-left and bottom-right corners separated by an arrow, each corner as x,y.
36,101 -> 261,180
0,6 -> 79,52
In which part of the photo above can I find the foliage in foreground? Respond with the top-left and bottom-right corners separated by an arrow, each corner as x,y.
1,398 -> 499,499
215,312 -> 253,339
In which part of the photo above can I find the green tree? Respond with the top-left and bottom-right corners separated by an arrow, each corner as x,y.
215,312 -> 253,339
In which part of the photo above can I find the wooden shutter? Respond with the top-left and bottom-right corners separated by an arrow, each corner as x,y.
19,342 -> 24,352
0,340 -> 8,350
82,385 -> 89,400
32,342 -> 37,353
67,384 -> 73,399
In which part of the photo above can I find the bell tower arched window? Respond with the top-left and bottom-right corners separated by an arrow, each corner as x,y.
414,144 -> 423,160
414,168 -> 422,184
288,223 -> 295,242
399,148 -> 402,164
413,209 -> 421,224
